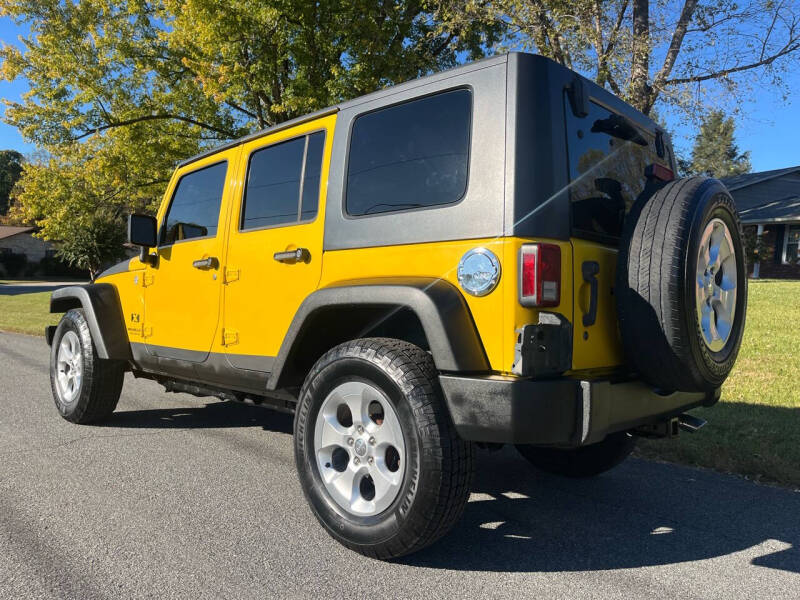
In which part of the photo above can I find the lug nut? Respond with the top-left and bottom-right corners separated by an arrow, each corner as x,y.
354,457 -> 360,465
357,425 -> 365,434
368,457 -> 374,465
347,438 -> 354,446
368,437 -> 376,445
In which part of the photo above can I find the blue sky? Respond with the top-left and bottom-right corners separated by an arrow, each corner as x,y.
1,15 -> 798,172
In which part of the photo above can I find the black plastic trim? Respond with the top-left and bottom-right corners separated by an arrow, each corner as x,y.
267,278 -> 489,390
50,285 -> 132,360
95,258 -> 132,279
439,373 -> 709,446
130,343 -> 273,396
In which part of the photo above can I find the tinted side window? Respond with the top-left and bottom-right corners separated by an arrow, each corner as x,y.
346,89 -> 471,216
565,99 -> 671,242
161,161 -> 227,245
242,131 -> 326,230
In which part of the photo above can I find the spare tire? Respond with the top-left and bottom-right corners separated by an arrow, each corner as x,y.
616,177 -> 747,393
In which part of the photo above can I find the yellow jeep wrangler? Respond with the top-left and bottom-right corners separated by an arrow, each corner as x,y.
46,53 -> 747,559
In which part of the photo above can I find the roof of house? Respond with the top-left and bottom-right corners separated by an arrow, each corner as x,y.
722,166 -> 800,224
0,225 -> 34,241
722,165 -> 800,191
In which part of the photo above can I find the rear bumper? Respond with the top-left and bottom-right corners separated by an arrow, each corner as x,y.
439,374 -> 718,447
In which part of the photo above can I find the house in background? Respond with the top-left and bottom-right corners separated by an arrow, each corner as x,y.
723,166 -> 800,279
0,225 -> 54,262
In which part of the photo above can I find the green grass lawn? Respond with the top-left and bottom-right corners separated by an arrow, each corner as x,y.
0,289 -> 58,335
637,279 -> 800,488
2,278 -> 799,487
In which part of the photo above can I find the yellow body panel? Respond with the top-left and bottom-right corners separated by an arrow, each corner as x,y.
570,238 -> 624,371
320,237 -> 575,374
221,115 -> 337,359
144,147 -> 242,355
101,114 -> 625,377
96,258 -> 147,344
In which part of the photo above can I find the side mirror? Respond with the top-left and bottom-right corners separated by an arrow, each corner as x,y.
128,214 -> 158,266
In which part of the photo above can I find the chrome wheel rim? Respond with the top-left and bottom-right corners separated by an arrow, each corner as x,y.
695,218 -> 738,352
313,381 -> 406,517
56,330 -> 83,404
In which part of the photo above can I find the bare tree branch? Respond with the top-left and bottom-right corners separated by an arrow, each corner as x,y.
665,39 -> 800,85
73,114 -> 237,141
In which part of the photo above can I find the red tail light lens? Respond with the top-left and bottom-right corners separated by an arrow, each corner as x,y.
519,244 -> 561,307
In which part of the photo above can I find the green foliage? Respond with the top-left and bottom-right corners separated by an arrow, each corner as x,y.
53,210 -> 128,279
0,251 -> 27,277
687,110 -> 751,178
0,149 -> 23,216
1,0 -> 500,264
743,225 -> 767,267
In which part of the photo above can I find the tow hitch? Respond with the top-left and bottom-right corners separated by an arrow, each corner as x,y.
635,413 -> 707,439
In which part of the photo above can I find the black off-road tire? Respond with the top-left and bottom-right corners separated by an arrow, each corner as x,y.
49,309 -> 125,424
616,177 -> 747,393
294,338 -> 474,560
516,432 -> 636,478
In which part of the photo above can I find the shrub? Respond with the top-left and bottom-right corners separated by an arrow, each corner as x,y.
0,252 -> 27,278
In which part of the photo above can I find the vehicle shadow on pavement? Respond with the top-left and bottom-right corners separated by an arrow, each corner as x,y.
99,400 -> 294,435
403,448 -> 800,574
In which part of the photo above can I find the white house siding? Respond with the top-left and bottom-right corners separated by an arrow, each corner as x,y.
0,232 -> 52,262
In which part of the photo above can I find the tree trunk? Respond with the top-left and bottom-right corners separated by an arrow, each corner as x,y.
629,0 -> 652,114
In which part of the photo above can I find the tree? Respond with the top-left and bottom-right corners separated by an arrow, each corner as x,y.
1,0 -> 500,252
687,110 -> 751,177
478,0 -> 800,116
52,209 -> 128,280
0,149 -> 23,216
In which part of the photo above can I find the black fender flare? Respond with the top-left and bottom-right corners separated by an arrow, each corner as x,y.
49,284 -> 132,361
267,278 -> 489,390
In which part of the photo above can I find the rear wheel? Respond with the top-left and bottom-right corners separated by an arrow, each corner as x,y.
516,432 -> 636,478
294,338 -> 474,559
49,309 -> 124,423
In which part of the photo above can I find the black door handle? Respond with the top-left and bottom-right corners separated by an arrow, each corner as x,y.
192,257 -> 218,269
273,248 -> 311,264
582,261 -> 600,327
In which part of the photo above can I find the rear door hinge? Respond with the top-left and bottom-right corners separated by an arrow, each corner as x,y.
142,325 -> 153,338
222,328 -> 239,346
224,267 -> 240,284
142,273 -> 155,288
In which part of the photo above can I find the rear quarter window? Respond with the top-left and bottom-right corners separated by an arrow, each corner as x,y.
346,89 -> 472,217
565,98 -> 671,243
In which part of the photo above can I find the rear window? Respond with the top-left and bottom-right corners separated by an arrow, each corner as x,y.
565,98 -> 671,242
346,89 -> 471,216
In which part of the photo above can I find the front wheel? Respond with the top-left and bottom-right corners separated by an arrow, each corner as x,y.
516,432 -> 636,478
294,338 -> 474,559
49,309 -> 125,423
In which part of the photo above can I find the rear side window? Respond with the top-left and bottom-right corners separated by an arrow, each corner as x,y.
242,131 -> 326,230
346,89 -> 471,216
565,99 -> 671,242
161,161 -> 227,245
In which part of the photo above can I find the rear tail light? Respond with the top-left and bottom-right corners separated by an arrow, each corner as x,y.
645,163 -> 674,182
520,244 -> 561,307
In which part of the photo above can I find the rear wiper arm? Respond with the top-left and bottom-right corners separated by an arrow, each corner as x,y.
591,114 -> 648,146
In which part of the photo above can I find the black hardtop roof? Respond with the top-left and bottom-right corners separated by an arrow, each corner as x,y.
178,52 -> 664,169
178,53 -> 510,168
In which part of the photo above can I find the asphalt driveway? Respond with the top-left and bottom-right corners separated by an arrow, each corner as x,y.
1,331 -> 798,599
